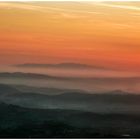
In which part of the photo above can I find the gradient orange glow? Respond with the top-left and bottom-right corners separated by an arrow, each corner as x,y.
0,2 -> 140,71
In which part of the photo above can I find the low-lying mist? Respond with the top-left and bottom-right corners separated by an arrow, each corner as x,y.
0,64 -> 140,93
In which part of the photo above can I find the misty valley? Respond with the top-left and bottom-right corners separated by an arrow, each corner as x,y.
0,64 -> 140,138
1,1 -> 140,138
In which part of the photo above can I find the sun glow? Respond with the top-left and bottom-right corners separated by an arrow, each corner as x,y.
0,1 -> 140,72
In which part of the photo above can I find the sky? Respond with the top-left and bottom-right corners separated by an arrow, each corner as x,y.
0,1 -> 140,72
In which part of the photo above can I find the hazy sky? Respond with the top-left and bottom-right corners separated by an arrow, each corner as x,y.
0,1 -> 140,72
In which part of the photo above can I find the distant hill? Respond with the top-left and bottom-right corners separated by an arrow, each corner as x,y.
0,84 -> 19,95
13,84 -> 86,95
0,72 -> 70,80
0,72 -> 140,82
14,63 -> 106,70
0,84 -> 140,114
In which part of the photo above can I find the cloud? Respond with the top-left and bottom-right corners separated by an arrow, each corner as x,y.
0,3 -> 42,10
0,2 -> 103,18
96,2 -> 140,11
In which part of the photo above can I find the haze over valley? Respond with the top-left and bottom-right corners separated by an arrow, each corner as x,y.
0,1 -> 140,138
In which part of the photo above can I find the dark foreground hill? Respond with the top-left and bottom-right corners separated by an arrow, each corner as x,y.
0,102 -> 140,138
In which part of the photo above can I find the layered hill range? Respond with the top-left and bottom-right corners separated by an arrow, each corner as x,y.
0,84 -> 140,114
0,71 -> 140,93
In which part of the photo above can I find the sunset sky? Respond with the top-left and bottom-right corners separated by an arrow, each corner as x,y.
0,1 -> 140,72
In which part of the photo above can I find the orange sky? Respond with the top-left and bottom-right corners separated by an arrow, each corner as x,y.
0,1 -> 140,71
